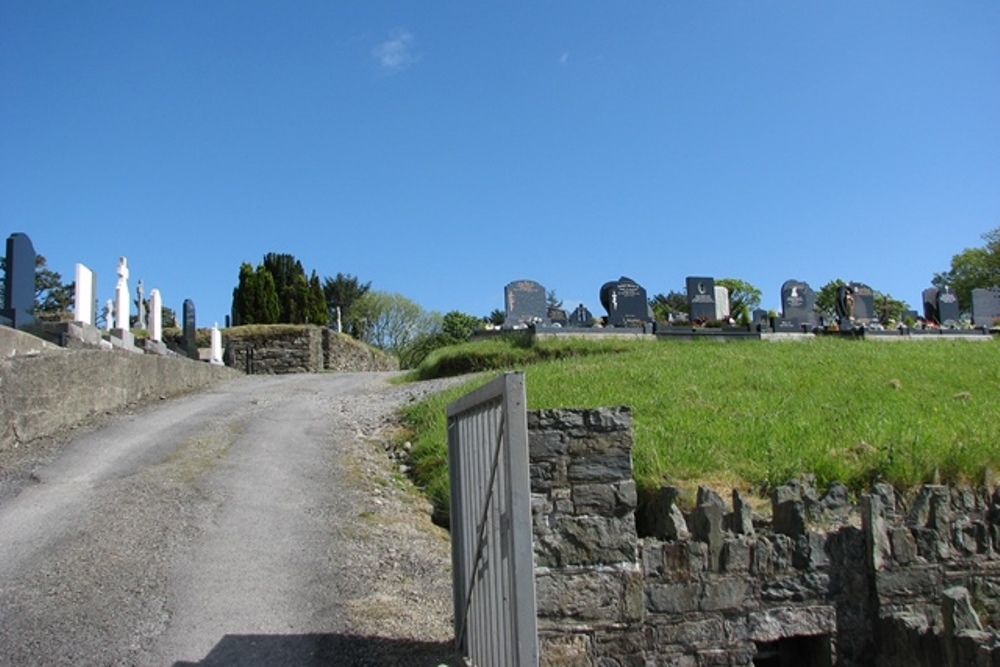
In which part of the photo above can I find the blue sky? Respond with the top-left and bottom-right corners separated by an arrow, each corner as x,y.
2,2 -> 998,326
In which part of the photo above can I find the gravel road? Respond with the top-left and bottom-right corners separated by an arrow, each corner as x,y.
0,372 -> 472,666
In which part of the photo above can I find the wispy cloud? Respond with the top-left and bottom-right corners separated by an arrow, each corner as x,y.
559,52 -> 570,66
372,29 -> 420,74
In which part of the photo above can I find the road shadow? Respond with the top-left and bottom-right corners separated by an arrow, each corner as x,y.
172,633 -> 465,667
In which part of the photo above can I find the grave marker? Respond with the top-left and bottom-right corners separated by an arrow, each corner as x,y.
74,263 -> 97,327
714,285 -> 730,321
568,304 -> 594,327
937,288 -> 960,327
780,279 -> 816,326
183,298 -> 198,360
1,232 -> 37,328
848,282 -> 875,324
686,276 -> 716,322
114,257 -> 130,333
971,287 -> 1000,326
149,289 -> 163,342
503,280 -> 548,328
600,276 -> 651,327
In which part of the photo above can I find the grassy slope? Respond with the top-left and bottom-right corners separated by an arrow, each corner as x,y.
403,336 -> 1000,513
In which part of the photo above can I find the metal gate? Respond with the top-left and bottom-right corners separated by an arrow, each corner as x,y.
447,372 -> 538,667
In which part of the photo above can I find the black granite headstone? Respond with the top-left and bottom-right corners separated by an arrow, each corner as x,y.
568,304 -> 594,327
770,317 -> 801,333
183,298 -> 198,360
780,279 -> 816,325
752,309 -> 769,326
922,288 -> 940,324
936,288 -> 960,327
686,276 -> 716,322
848,282 -> 875,323
1,233 -> 37,329
971,287 -> 1000,327
503,280 -> 548,328
600,276 -> 650,327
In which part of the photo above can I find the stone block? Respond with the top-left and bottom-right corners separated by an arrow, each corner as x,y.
689,503 -> 725,572
792,532 -> 828,570
761,573 -> 830,602
536,567 -> 644,623
568,450 -> 633,484
911,526 -> 950,561
535,513 -> 638,568
654,618 -> 726,648
637,486 -> 691,541
862,494 -> 891,571
750,537 -> 773,575
573,480 -> 637,517
646,582 -> 701,614
530,430 -> 569,460
721,538 -> 752,574
539,631 -> 592,667
593,626 -> 648,665
942,586 -> 983,634
740,605 -> 837,643
773,500 -> 807,538
731,490 -> 754,536
875,565 -> 941,599
700,577 -> 753,612
890,526 -> 918,565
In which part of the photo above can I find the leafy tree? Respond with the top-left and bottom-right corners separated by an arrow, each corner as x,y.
442,310 -> 483,342
814,279 -> 846,318
873,291 -> 909,325
33,255 -> 75,320
933,227 -> 1000,312
323,273 -> 371,334
231,262 -> 280,325
649,291 -> 688,320
306,271 -> 327,326
262,253 -> 308,323
715,278 -> 761,323
485,309 -> 506,326
352,291 -> 439,357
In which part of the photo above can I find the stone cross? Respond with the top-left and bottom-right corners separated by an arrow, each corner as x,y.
149,289 -> 162,342
114,256 -> 130,331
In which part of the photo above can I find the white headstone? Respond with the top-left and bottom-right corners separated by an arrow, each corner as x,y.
149,289 -> 163,342
114,256 -> 130,331
105,299 -> 115,331
210,323 -> 223,365
714,285 -> 730,320
74,263 -> 95,326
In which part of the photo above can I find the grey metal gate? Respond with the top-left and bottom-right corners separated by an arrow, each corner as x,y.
447,372 -> 538,667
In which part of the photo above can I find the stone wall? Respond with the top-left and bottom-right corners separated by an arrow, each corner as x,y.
528,408 -> 1000,666
0,347 -> 238,451
225,326 -> 397,374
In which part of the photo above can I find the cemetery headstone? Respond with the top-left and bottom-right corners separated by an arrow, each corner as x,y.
149,289 -> 163,342
210,323 -> 223,365
1,232 -> 37,328
936,287 -> 960,328
752,308 -> 769,327
780,279 -> 816,326
714,285 -> 730,321
686,276 -> 716,322
183,298 -> 198,360
600,276 -> 651,327
568,304 -> 594,327
547,306 -> 568,327
971,287 -> 1000,327
73,263 -> 97,326
848,282 -> 875,324
503,280 -> 548,328
114,257 -> 130,332
922,288 -> 940,324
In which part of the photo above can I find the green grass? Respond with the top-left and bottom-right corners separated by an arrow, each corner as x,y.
402,335 -> 1000,515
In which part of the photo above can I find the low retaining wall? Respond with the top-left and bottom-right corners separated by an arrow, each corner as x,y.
529,408 -> 1000,666
225,326 -> 397,374
0,347 -> 238,450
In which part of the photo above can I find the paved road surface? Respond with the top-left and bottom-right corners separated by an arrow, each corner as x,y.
0,373 -> 459,666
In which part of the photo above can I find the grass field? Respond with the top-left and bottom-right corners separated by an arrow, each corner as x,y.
401,335 -> 1000,514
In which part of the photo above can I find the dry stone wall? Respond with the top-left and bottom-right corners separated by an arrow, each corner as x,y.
528,408 -> 1000,666
225,326 -> 397,374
